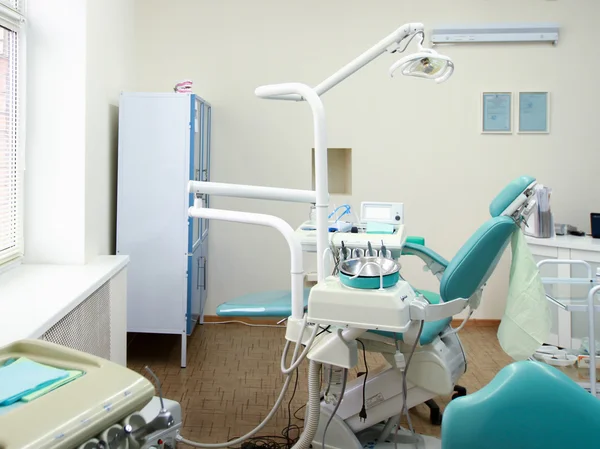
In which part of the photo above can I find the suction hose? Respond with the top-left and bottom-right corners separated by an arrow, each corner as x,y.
291,360 -> 322,449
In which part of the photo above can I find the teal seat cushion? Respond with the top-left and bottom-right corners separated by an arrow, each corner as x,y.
489,175 -> 535,217
441,361 -> 600,449
368,290 -> 452,346
440,216 -> 516,302
216,288 -> 311,317
405,236 -> 425,246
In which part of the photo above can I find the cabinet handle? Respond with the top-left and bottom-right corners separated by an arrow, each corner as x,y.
203,258 -> 207,291
197,256 -> 204,289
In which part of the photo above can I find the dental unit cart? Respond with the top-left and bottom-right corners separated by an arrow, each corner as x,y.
296,202 -> 406,257
0,339 -> 182,449
535,259 -> 600,397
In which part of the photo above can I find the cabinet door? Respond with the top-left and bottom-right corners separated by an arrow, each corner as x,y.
191,99 -> 202,245
201,104 -> 211,239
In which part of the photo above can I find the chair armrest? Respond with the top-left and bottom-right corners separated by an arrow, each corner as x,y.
405,235 -> 425,246
402,242 -> 448,279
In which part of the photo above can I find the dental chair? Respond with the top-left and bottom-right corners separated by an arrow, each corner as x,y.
441,361 -> 600,449
388,174 -> 539,424
323,216 -> 519,448
310,176 -> 539,448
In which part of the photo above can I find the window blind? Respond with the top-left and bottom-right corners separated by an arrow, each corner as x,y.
0,23 -> 21,266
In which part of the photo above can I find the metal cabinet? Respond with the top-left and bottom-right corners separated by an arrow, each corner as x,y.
527,235 -> 600,349
116,92 -> 212,367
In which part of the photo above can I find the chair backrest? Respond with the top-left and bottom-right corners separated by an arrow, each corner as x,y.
441,361 -> 600,449
489,175 -> 536,218
439,216 -> 516,302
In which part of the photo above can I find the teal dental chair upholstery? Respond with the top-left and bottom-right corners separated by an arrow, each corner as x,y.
217,288 -> 312,317
379,175 -> 536,347
369,215 -> 517,345
441,361 -> 600,449
489,175 -> 536,218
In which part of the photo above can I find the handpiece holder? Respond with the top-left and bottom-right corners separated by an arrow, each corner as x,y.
126,367 -> 175,446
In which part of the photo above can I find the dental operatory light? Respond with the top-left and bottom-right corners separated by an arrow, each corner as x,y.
389,32 -> 454,83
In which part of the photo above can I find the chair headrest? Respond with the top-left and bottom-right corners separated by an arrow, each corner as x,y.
440,216 -> 516,302
489,176 -> 537,218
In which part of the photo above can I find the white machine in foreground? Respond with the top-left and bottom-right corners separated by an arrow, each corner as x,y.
0,339 -> 182,449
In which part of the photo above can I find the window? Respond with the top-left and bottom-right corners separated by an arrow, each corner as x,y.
0,0 -> 23,267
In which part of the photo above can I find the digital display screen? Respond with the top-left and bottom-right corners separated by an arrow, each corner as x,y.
363,206 -> 391,220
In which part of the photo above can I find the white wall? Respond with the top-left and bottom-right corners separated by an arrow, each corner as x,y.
133,0 -> 600,319
25,0 -> 87,264
85,0 -> 136,258
25,0 -> 135,264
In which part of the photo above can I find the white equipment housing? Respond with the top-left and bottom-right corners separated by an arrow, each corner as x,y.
307,276 -> 413,333
360,202 -> 405,225
296,222 -> 405,258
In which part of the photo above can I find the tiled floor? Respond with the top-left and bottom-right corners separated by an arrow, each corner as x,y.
127,323 -> 512,446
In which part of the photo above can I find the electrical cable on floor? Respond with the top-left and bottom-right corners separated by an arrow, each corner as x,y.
284,369 -> 300,446
321,368 -> 348,449
177,316 -> 312,448
205,320 -> 286,329
230,369 -> 302,449
356,339 -> 369,422
293,403 -> 306,422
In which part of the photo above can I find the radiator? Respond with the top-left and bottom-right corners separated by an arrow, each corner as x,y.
39,267 -> 128,365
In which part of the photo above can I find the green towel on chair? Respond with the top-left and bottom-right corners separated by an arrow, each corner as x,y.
0,357 -> 70,406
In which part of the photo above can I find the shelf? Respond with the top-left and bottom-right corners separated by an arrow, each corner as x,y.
312,148 -> 352,195
546,295 -> 600,312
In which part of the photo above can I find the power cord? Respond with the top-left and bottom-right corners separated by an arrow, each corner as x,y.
356,339 -> 369,422
321,368 -> 348,449
292,404 -> 306,422
283,369 -> 300,446
394,321 -> 424,449
316,325 -> 331,337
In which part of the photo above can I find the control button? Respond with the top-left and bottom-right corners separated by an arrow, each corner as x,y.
395,215 -> 401,221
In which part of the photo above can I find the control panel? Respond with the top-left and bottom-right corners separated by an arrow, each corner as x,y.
360,202 -> 404,225
295,221 -> 405,258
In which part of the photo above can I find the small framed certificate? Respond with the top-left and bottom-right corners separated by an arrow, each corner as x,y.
482,92 -> 512,134
518,92 -> 549,133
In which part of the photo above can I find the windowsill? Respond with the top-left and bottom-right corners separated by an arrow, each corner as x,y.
0,255 -> 129,347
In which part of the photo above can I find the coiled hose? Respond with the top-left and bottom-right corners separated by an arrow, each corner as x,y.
291,360 -> 322,449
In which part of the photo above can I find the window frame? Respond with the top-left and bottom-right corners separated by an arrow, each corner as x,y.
0,0 -> 25,272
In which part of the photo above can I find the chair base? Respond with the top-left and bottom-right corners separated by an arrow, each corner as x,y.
423,385 -> 467,426
311,414 -> 441,449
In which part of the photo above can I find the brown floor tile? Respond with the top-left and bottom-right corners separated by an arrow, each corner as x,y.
127,324 -> 512,445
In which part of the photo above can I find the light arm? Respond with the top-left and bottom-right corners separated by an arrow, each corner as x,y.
255,22 -> 425,102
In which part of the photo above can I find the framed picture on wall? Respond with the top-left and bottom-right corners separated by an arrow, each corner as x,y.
481,92 -> 512,134
518,92 -> 550,134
